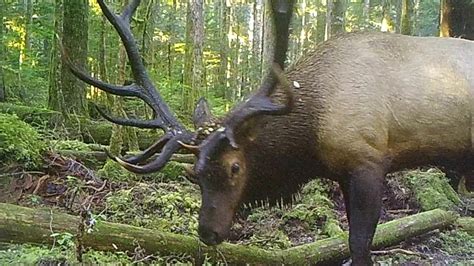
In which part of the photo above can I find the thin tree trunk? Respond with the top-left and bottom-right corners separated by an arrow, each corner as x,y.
191,0 -> 205,106
325,0 -> 332,40
252,0 -> 263,85
48,0 -> 63,113
299,0 -> 307,58
0,0 -> 6,101
218,0 -> 230,99
24,0 -> 33,53
363,0 -> 370,29
400,0 -> 413,35
262,0 -> 274,76
331,0 -> 346,36
315,0 -> 326,43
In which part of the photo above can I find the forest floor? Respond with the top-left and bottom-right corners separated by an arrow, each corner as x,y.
0,151 -> 473,264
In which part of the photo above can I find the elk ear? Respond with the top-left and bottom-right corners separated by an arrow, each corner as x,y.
193,97 -> 215,129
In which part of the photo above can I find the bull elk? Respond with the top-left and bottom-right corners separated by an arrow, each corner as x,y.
65,0 -> 474,264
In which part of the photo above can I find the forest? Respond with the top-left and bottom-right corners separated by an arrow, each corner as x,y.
0,0 -> 473,264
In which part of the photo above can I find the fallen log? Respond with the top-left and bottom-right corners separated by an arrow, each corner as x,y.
456,217 -> 474,235
0,203 -> 457,264
0,103 -> 160,148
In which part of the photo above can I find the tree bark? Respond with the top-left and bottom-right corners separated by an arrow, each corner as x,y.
331,0 -> 346,36
252,0 -> 263,85
262,0 -> 274,76
440,0 -> 474,40
183,0 -> 205,115
48,0 -> 63,113
0,0 -> 6,102
61,0 -> 89,118
217,0 -> 230,99
400,0 -> 413,35
362,0 -> 370,28
0,203 -> 457,264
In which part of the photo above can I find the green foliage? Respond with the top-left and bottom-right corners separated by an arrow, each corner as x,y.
0,244 -> 134,264
438,230 -> 474,257
50,140 -> 91,151
283,180 -> 343,237
151,161 -> 187,181
0,103 -> 57,126
97,160 -> 136,182
0,113 -> 45,168
402,168 -> 461,211
105,182 -> 200,235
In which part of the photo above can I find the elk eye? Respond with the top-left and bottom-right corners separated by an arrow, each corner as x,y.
231,163 -> 240,175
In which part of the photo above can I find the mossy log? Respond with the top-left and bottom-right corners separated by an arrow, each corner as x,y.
457,217 -> 474,235
0,203 -> 457,264
0,103 -> 160,148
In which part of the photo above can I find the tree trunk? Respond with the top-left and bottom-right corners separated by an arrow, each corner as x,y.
400,0 -> 413,35
0,0 -> 6,102
24,0 -> 33,54
262,0 -> 274,76
331,0 -> 346,36
217,0 -> 229,99
0,203 -> 457,265
183,0 -> 205,115
325,0 -> 332,40
440,0 -> 474,39
315,0 -> 326,43
61,0 -> 89,118
48,0 -> 63,114
362,0 -> 370,29
252,0 -> 263,86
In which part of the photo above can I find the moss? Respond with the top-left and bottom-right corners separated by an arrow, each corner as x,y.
0,114 -> 45,169
0,102 -> 57,126
0,244 -> 136,264
283,180 -> 342,237
403,168 -> 461,211
150,161 -> 186,181
50,140 -> 92,151
438,230 -> 474,257
248,229 -> 292,250
97,160 -> 136,182
104,182 -> 200,235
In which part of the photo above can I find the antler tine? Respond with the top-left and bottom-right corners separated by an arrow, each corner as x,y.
96,0 -> 182,130
107,133 -> 173,165
94,104 -> 165,129
116,133 -> 194,174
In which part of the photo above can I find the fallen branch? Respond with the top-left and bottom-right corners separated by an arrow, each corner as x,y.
0,203 -> 457,264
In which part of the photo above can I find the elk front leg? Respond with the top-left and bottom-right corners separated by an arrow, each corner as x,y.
344,165 -> 384,266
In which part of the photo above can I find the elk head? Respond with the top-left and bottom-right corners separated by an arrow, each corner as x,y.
65,0 -> 294,246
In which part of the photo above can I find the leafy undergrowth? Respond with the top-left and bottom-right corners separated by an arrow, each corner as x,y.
0,145 -> 472,264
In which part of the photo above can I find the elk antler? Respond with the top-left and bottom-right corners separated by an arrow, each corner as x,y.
64,0 -> 195,174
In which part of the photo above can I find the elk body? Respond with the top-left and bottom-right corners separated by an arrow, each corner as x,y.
67,0 -> 474,265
